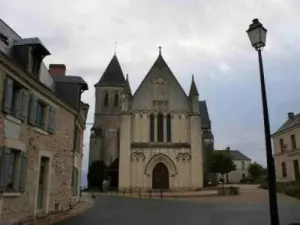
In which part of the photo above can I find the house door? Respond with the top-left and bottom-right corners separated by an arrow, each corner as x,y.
37,157 -> 48,210
152,163 -> 169,189
293,160 -> 300,181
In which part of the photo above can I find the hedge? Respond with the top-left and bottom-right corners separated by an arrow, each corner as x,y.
259,180 -> 300,199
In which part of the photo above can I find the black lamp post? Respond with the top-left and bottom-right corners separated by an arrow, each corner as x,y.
246,19 -> 279,225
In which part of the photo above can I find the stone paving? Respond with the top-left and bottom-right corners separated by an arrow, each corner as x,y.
54,185 -> 300,225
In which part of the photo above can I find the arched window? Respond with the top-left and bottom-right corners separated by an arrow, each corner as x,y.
104,93 -> 109,106
149,114 -> 155,142
114,93 -> 119,106
157,113 -> 164,142
166,114 -> 171,142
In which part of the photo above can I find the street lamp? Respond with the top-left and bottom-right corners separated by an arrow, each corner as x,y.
246,19 -> 279,225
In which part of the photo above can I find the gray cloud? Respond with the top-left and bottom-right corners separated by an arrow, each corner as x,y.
1,0 -> 300,185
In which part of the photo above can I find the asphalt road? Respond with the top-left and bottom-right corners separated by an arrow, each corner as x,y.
55,195 -> 300,225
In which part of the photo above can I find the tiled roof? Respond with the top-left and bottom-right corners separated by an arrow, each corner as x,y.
215,150 -> 251,161
124,74 -> 132,94
199,100 -> 211,129
273,113 -> 300,135
202,130 -> 213,140
52,75 -> 88,90
94,54 -> 126,87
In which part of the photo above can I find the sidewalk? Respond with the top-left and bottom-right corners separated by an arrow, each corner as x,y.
23,193 -> 94,225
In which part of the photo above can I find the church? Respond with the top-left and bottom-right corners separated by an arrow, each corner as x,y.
89,48 -> 214,191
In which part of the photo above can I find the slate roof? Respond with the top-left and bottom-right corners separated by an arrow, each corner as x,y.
152,52 -> 168,69
13,38 -> 50,56
94,54 -> 126,87
52,75 -> 88,90
132,50 -> 188,100
215,150 -> 251,161
202,130 -> 214,140
124,74 -> 132,94
189,75 -> 199,96
199,100 -> 211,129
273,113 -> 300,135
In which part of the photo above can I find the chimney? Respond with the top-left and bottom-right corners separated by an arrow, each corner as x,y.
49,64 -> 66,76
288,112 -> 294,120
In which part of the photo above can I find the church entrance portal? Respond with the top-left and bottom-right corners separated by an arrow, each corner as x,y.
152,162 -> 169,189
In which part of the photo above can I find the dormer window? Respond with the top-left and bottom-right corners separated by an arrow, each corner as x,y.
10,38 -> 50,78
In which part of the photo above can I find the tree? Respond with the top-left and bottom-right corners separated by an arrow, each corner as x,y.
210,150 -> 236,184
248,162 -> 264,178
87,160 -> 107,191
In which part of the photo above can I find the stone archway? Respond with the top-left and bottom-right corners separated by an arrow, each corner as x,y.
152,162 -> 169,189
144,153 -> 177,176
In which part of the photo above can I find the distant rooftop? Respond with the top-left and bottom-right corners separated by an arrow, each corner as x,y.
215,149 -> 251,161
273,112 -> 300,136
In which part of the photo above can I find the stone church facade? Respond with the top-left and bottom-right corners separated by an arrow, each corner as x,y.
89,49 -> 214,191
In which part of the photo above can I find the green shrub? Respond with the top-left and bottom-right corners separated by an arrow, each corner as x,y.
240,177 -> 254,184
240,176 -> 265,184
259,180 -> 300,199
284,183 -> 300,198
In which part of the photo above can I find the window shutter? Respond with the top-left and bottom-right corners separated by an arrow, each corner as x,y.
0,147 -> 11,191
29,94 -> 37,125
3,77 -> 13,113
19,151 -> 28,192
47,107 -> 56,133
21,90 -> 30,121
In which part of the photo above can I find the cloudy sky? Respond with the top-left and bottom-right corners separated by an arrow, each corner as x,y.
2,0 -> 300,185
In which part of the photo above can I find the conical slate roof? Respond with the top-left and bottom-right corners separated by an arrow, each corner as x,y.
189,75 -> 199,96
124,74 -> 132,94
94,55 -> 126,87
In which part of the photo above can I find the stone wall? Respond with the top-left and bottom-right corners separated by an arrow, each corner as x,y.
0,63 -> 80,224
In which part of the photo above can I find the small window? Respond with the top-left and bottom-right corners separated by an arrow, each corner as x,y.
104,93 -> 109,106
47,107 -> 56,133
291,135 -> 296,150
31,53 -> 41,76
35,100 -> 47,128
241,161 -> 245,170
149,114 -> 155,142
0,147 -> 28,192
279,139 -> 285,152
157,113 -> 164,142
3,77 -> 29,121
166,114 -> 171,142
7,149 -> 19,189
282,162 -> 287,177
114,93 -> 119,106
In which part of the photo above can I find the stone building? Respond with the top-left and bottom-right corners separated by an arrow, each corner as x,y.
89,48 -> 214,191
215,149 -> 251,183
272,112 -> 300,182
0,19 -> 89,224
